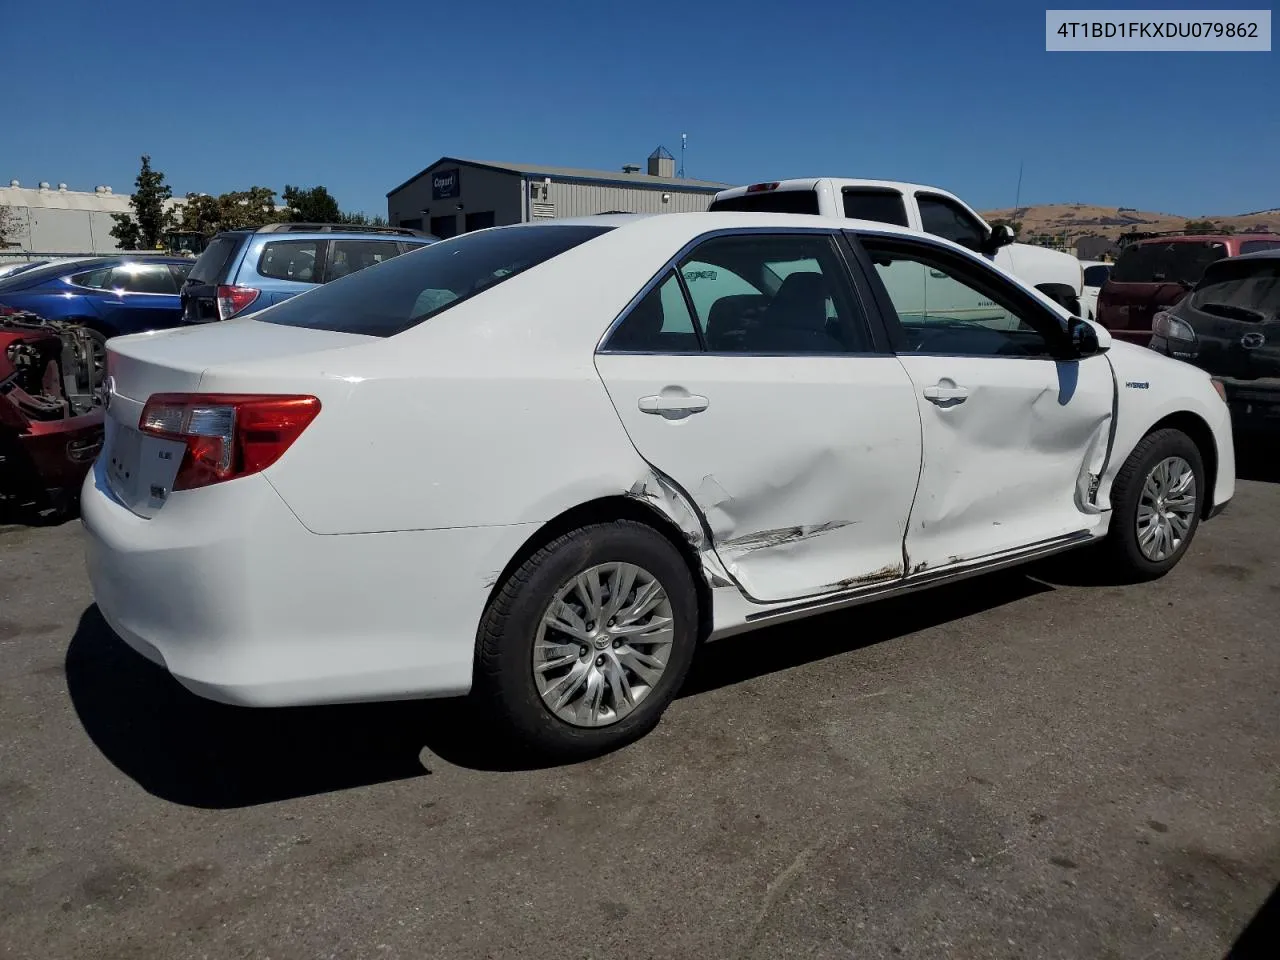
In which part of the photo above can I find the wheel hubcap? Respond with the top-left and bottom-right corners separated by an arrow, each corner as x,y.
1136,456 -> 1197,562
532,562 -> 675,728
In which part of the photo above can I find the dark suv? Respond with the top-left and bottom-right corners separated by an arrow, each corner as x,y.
180,223 -> 434,323
1097,234 -> 1280,343
1149,249 -> 1280,433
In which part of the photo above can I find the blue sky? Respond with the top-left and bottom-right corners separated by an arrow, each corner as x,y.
5,0 -> 1276,217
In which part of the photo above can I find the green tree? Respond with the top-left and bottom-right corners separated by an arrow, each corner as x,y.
177,193 -> 222,236
338,211 -> 389,227
110,155 -> 175,249
282,184 -> 341,223
1184,219 -> 1218,235
215,187 -> 283,231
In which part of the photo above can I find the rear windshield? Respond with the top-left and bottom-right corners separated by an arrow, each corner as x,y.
258,225 -> 612,337
709,190 -> 821,215
1190,259 -> 1280,321
1110,241 -> 1228,285
187,235 -> 243,285
1083,264 -> 1111,287
1240,239 -> 1280,255
0,260 -> 106,291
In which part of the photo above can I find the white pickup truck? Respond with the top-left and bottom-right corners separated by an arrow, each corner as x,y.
709,179 -> 1084,317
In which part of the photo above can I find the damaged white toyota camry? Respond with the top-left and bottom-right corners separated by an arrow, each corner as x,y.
83,213 -> 1234,757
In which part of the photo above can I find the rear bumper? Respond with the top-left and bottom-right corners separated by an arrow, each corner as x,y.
81,461 -> 534,707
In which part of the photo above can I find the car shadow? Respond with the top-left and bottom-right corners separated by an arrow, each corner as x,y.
1226,882 -> 1280,959
67,572 -> 1053,805
1235,433 -> 1280,484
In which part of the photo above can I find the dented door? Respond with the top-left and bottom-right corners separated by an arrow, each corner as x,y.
895,353 -> 1113,571
853,232 -> 1115,573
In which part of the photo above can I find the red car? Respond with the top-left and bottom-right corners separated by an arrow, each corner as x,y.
1097,234 -> 1280,343
0,310 -> 106,517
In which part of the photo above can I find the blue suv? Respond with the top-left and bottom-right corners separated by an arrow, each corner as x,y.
180,223 -> 435,323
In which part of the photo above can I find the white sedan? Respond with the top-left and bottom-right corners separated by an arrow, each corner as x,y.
82,213 -> 1234,758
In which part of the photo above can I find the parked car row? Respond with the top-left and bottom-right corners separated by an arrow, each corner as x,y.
0,224 -> 435,337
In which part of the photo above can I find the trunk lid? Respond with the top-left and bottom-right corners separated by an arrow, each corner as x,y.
102,319 -> 374,518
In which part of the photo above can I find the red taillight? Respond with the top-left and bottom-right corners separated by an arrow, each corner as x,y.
215,285 -> 260,320
138,393 -> 320,490
745,182 -> 779,193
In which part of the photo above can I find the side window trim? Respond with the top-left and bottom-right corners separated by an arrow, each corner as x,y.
845,230 -> 1073,359
672,265 -> 708,352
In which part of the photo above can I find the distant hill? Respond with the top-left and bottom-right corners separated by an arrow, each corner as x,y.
978,203 -> 1280,243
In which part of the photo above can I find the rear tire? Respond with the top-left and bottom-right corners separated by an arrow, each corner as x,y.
475,520 -> 699,759
1101,428 -> 1204,581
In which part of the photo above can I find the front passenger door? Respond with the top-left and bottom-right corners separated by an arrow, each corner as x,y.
853,233 -> 1115,571
98,262 -> 183,334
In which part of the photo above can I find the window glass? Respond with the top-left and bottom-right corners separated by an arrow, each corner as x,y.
842,190 -> 910,226
865,243 -> 1055,357
917,195 -> 987,250
679,234 -> 868,354
258,240 -> 320,283
71,267 -> 112,289
108,263 -> 178,294
1082,264 -> 1111,287
187,235 -> 241,284
324,240 -> 402,282
707,190 -> 821,215
606,273 -> 701,352
260,225 -> 611,337
168,262 -> 193,286
1240,240 -> 1280,255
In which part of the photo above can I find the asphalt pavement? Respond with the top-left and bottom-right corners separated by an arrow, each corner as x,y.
1,463 -> 1277,959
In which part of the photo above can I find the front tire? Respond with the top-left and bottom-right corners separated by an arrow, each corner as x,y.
1102,428 -> 1204,580
475,521 -> 699,759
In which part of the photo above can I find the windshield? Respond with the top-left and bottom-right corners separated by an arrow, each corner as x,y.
259,225 -> 612,337
1110,241 -> 1228,285
1190,259 -> 1280,322
709,190 -> 821,215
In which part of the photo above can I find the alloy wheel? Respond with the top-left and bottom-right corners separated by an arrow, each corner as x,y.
1136,456 -> 1197,562
532,562 -> 675,728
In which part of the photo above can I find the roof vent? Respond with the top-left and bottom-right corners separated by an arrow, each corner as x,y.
647,145 -> 675,179
103,185 -> 113,194
38,181 -> 50,190
95,185 -> 105,193
58,183 -> 68,191
9,179 -> 19,188
621,163 -> 641,174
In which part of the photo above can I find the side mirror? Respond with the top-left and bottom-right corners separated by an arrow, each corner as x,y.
983,224 -> 1016,254
1068,317 -> 1108,357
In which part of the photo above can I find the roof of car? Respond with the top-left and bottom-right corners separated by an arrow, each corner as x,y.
1127,233 -> 1277,245
1219,248 -> 1280,262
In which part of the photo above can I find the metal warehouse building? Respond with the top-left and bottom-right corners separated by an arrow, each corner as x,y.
386,147 -> 727,238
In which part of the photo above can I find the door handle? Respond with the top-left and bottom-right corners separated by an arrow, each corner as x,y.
922,383 -> 969,405
638,394 -> 709,418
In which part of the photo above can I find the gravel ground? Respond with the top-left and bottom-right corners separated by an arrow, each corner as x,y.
1,468 -> 1277,959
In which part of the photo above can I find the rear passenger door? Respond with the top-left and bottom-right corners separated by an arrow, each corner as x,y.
594,230 -> 923,603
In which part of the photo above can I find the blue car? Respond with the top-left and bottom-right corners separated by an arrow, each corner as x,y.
0,256 -> 194,336
180,223 -> 434,323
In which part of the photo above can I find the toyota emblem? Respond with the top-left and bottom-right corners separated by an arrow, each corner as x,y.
1240,332 -> 1266,349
